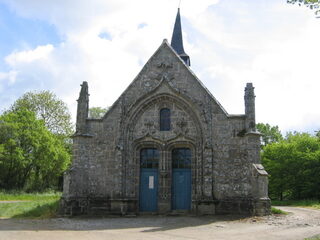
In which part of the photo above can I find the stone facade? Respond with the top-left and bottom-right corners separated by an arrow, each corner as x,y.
60,39 -> 270,216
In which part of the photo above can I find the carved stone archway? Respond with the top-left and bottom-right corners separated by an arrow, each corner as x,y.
119,92 -> 210,213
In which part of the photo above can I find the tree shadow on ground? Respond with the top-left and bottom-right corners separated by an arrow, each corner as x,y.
0,214 -> 254,232
11,201 -> 58,219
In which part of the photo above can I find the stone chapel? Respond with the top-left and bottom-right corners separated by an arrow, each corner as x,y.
61,9 -> 271,216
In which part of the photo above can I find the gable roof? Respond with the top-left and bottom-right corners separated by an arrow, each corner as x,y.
99,39 -> 231,121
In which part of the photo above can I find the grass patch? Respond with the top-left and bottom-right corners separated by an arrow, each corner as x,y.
305,235 -> 320,240
0,190 -> 61,201
272,200 -> 320,210
0,191 -> 61,218
271,207 -> 288,215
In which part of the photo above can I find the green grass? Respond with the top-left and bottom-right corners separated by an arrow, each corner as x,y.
0,191 -> 61,218
272,200 -> 320,210
271,207 -> 288,215
0,190 -> 61,201
305,235 -> 320,240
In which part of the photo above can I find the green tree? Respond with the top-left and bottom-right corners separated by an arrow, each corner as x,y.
256,123 -> 283,147
0,109 -> 70,191
287,0 -> 320,15
262,141 -> 291,200
89,107 -> 108,118
10,91 -> 73,136
262,132 -> 320,200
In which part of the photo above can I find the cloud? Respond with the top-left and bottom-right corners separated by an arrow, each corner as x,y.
0,0 -> 319,133
183,1 -> 320,133
5,44 -> 54,66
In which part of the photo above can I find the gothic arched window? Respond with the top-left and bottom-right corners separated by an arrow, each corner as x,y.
160,108 -> 171,131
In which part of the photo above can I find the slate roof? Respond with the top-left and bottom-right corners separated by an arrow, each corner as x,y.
171,8 -> 190,66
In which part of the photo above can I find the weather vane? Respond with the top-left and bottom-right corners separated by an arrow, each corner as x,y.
178,0 -> 182,8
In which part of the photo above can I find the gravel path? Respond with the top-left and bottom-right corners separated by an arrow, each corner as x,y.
0,206 -> 319,240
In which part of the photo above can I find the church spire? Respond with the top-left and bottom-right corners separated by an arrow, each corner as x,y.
171,8 -> 190,66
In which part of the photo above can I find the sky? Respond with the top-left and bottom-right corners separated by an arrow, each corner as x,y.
0,0 -> 319,135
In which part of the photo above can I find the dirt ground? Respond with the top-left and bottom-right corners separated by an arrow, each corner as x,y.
0,206 -> 319,240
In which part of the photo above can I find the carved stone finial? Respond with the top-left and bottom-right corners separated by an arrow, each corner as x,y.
245,83 -> 255,99
244,82 -> 256,131
76,81 -> 89,135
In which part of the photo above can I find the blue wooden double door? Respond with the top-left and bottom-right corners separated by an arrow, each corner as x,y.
139,148 -> 192,212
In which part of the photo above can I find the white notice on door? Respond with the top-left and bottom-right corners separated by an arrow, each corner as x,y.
149,176 -> 154,189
